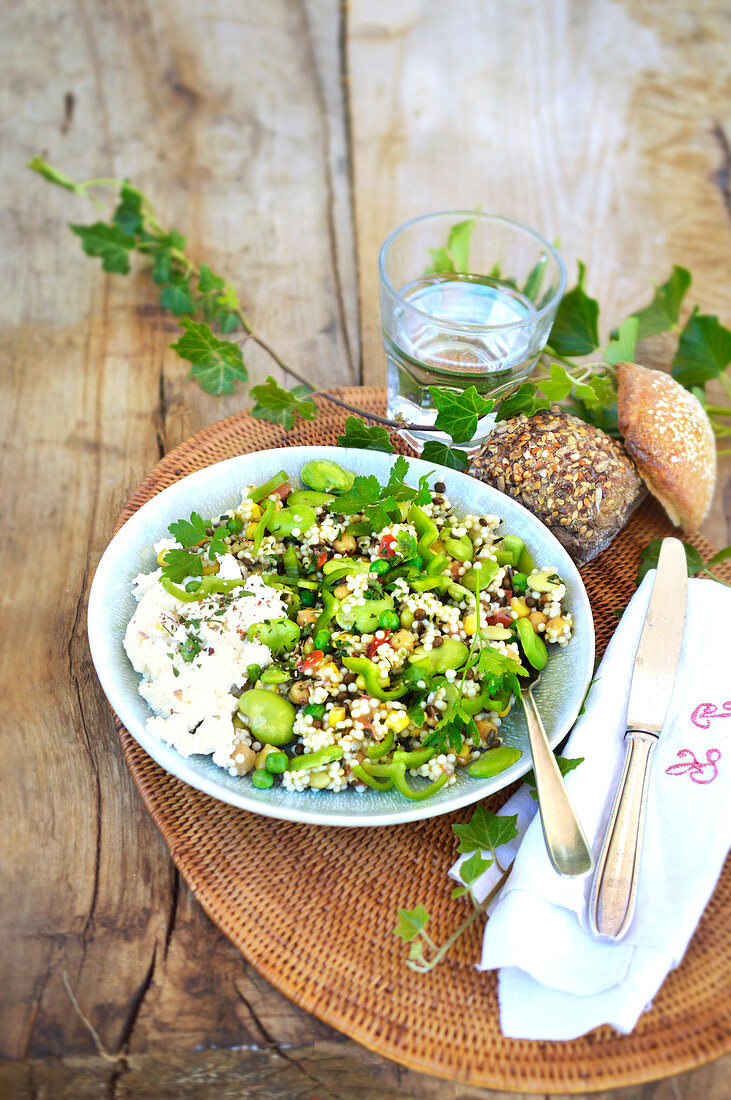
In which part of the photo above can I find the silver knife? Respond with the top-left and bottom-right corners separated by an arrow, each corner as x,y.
588,537 -> 688,940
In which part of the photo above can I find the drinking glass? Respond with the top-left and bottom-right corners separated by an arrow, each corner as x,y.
379,211 -> 566,452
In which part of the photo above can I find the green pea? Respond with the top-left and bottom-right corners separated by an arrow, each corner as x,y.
227,514 -> 244,534
378,609 -> 401,631
312,629 -> 331,651
247,618 -> 301,655
266,503 -> 317,538
238,689 -> 296,746
408,638 -> 469,675
467,745 -> 522,778
369,559 -> 391,576
288,745 -> 344,772
300,589 -> 316,608
245,662 -> 262,683
303,703 -> 325,719
511,571 -> 528,593
264,751 -> 288,774
251,768 -> 275,789
300,459 -> 355,494
516,616 -> 548,671
287,489 -> 334,508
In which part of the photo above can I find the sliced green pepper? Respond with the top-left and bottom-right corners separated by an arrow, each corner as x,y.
252,499 -> 275,554
351,764 -> 394,791
495,535 -> 525,568
409,576 -> 451,593
313,589 -> 337,634
342,656 -> 409,701
426,552 -> 449,576
392,745 -> 437,767
361,760 -> 448,801
248,471 -> 289,503
283,544 -> 300,579
288,745 -> 344,772
367,730 -> 394,760
161,576 -> 249,603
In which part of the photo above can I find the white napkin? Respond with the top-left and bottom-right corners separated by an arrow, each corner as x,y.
451,575 -> 731,1040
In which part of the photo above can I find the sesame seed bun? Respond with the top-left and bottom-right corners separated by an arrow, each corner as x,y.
616,361 -> 716,532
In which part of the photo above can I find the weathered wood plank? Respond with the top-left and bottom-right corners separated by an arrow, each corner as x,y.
347,0 -> 731,547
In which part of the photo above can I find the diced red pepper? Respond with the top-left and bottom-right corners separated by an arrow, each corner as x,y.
272,482 -> 291,500
379,533 -> 398,557
367,630 -> 392,659
487,610 -> 513,628
297,650 -> 324,672
316,550 -> 328,568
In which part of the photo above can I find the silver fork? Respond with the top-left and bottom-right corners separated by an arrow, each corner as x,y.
520,665 -> 593,877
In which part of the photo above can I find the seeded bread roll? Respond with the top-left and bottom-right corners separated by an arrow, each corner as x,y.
470,408 -> 644,565
616,361 -> 716,532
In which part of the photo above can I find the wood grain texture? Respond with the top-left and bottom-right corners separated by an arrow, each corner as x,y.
1,0 -> 729,1096
347,0 -> 731,548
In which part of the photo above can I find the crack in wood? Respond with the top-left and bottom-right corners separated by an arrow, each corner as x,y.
338,0 -> 362,383
162,867 -> 180,961
711,120 -> 731,221
156,362 -> 168,459
61,91 -> 75,135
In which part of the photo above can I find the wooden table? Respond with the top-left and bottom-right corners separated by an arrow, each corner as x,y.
3,1 -> 729,1096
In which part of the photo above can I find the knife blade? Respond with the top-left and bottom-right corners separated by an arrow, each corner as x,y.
588,536 -> 688,939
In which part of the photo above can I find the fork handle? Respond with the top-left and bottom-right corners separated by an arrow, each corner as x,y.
588,729 -> 657,940
521,690 -> 593,877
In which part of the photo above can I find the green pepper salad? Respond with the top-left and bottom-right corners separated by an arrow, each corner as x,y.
124,457 -> 574,801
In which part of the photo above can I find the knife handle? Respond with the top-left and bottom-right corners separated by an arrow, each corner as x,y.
589,729 -> 657,940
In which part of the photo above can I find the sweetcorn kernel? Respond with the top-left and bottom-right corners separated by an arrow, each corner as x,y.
510,596 -> 530,618
385,711 -> 410,734
328,707 -> 347,727
249,502 -> 262,519
246,522 -> 258,538
462,613 -> 477,636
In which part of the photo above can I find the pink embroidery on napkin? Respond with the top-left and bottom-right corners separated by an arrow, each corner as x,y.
665,748 -> 721,784
690,702 -> 731,730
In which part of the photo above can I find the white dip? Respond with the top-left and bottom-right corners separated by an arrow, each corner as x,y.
124,541 -> 284,772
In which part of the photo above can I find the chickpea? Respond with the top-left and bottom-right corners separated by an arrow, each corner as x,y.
546,615 -> 569,635
476,718 -> 498,742
296,609 -> 319,627
509,596 -> 530,618
229,741 -> 257,776
333,533 -> 356,553
528,610 -> 548,631
333,583 -> 350,599
288,680 -> 311,704
391,629 -> 414,654
256,744 -> 279,769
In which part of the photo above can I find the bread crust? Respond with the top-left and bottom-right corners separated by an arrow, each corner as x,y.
616,362 -> 716,532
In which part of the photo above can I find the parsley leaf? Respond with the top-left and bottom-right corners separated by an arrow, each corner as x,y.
452,805 -> 519,855
629,265 -> 691,340
332,474 -> 399,534
393,903 -> 431,942
336,416 -> 395,452
209,526 -> 229,558
168,511 -> 207,546
250,375 -> 317,430
426,700 -> 478,754
387,455 -> 410,487
476,644 -> 527,698
159,548 -> 203,584
524,756 -> 584,800
396,531 -> 418,560
548,261 -> 599,357
671,309 -> 731,390
70,221 -> 136,274
170,318 -> 248,395
604,315 -> 639,367
429,385 -> 495,444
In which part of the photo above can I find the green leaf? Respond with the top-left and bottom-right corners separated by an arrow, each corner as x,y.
168,511 -> 208,547
452,806 -> 519,855
536,363 -> 573,402
448,219 -> 475,273
332,474 -> 400,533
706,546 -> 731,567
522,257 -> 546,301
637,538 -> 705,584
525,756 -> 584,799
450,886 -> 469,899
393,903 -> 431,942
198,261 -> 226,293
425,246 -> 455,274
387,455 -> 411,488
151,251 -> 173,286
112,181 -> 144,236
605,316 -> 639,367
250,375 -> 317,430
159,548 -> 204,584
494,382 -> 549,422
476,644 -> 526,698
69,221 -> 135,274
420,441 -> 469,471
28,157 -> 86,194
170,318 -> 248,395
459,851 -> 491,886
671,309 -> 731,390
336,416 -> 395,453
429,385 -> 494,444
630,265 -> 691,340
548,261 -> 600,357
160,277 -> 195,316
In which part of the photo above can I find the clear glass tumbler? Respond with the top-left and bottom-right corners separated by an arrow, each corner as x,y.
379,211 -> 566,452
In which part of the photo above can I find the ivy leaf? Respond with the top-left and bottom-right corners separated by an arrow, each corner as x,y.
168,511 -> 208,547
525,756 -> 584,800
420,441 -> 469,471
452,806 -> 519,855
522,257 -> 546,301
112,181 -> 145,236
494,382 -> 550,422
707,547 -> 731,567
450,886 -> 469,899
637,538 -> 705,584
69,221 -> 135,274
629,265 -> 691,340
170,318 -> 248,395
250,375 -> 317,430
671,309 -> 731,390
160,277 -> 195,316
28,157 -> 86,194
536,363 -> 573,402
158,548 -> 204,584
393,903 -> 431,942
605,316 -> 639,367
459,851 -> 492,886
151,251 -> 173,286
447,219 -> 475,273
425,246 -> 455,274
198,261 -> 226,293
548,261 -> 600,357
336,416 -> 395,453
429,385 -> 494,444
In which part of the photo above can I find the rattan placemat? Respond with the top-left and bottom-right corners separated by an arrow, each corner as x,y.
112,388 -> 730,1093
